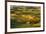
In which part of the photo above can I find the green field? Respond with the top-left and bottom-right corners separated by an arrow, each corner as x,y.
10,6 -> 41,28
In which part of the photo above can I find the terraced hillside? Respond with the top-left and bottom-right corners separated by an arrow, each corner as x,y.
10,6 -> 41,28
